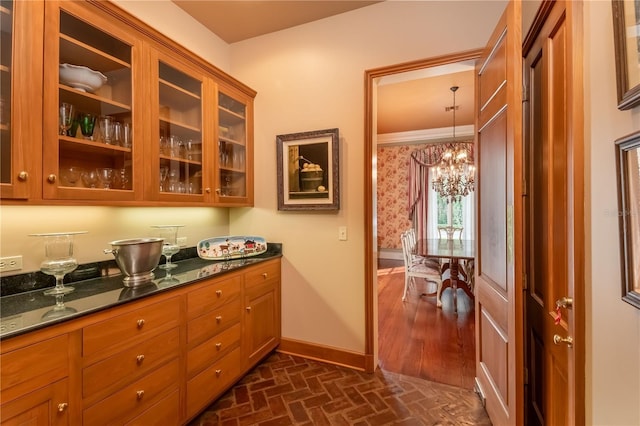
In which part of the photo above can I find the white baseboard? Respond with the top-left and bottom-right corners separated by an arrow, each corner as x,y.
378,248 -> 402,260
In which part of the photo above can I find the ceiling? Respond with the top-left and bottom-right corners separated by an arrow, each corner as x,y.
171,0 -> 475,137
171,1 -> 381,44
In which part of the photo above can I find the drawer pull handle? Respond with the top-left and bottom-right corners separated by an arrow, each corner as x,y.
215,369 -> 222,377
136,390 -> 145,400
57,402 -> 68,412
262,273 -> 268,279
216,290 -> 222,297
216,315 -> 222,323
136,354 -> 145,364
246,307 -> 251,312
216,342 -> 222,350
137,319 -> 145,328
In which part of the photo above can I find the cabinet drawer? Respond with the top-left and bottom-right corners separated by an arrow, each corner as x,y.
124,389 -> 180,426
83,297 -> 179,358
1,334 -> 68,396
244,260 -> 280,288
187,298 -> 240,344
83,327 -> 180,399
187,275 -> 241,319
186,347 -> 241,419
83,359 -> 179,425
187,323 -> 241,378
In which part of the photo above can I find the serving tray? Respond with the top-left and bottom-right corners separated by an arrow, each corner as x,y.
197,236 -> 267,260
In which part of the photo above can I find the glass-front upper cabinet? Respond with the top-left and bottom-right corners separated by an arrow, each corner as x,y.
148,50 -> 205,202
215,85 -> 253,206
0,0 -> 43,200
43,1 -> 141,201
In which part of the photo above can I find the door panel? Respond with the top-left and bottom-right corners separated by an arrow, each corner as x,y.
475,1 -> 523,425
524,1 -> 579,424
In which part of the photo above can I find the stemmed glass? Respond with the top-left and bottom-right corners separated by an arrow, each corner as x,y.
152,225 -> 183,270
59,103 -> 75,136
79,112 -> 97,140
41,294 -> 77,320
30,231 -> 86,296
159,166 -> 169,192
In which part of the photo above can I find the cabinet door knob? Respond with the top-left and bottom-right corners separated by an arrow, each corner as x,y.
262,273 -> 268,279
215,315 -> 222,323
136,390 -> 145,400
18,171 -> 28,181
215,369 -> 222,377
216,289 -> 222,297
57,402 -> 68,412
215,342 -> 222,350
206,187 -> 212,193
136,354 -> 145,364
246,306 -> 251,312
137,319 -> 145,328
47,174 -> 57,183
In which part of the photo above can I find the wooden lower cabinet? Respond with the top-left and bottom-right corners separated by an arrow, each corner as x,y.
0,379 -> 69,426
0,258 -> 281,425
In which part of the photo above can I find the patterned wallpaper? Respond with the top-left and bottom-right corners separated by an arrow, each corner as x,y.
377,143 -> 426,250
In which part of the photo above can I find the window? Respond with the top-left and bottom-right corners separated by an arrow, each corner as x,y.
427,173 -> 475,240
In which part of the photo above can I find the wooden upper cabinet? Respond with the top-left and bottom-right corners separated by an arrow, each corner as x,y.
0,0 -> 44,200
43,1 -> 142,201
2,0 -> 256,206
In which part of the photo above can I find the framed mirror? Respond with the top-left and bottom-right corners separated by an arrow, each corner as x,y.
615,130 -> 640,309
276,128 -> 339,211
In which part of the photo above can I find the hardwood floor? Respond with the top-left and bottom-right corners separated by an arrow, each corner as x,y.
377,259 -> 476,390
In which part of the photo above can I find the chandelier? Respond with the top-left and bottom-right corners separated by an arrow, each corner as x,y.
431,86 -> 475,203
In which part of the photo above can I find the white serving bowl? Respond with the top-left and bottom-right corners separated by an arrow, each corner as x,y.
59,63 -> 107,93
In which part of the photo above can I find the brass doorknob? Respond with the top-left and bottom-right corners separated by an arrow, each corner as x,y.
553,334 -> 573,347
47,174 -> 57,183
18,171 -> 28,181
555,297 -> 573,309
57,402 -> 68,412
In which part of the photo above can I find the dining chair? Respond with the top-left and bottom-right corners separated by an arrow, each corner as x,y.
405,228 -> 441,270
400,231 -> 443,306
437,225 -> 463,240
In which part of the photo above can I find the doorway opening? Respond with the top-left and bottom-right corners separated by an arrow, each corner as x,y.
365,51 -> 483,389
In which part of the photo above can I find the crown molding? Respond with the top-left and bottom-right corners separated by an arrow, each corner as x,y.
376,125 -> 474,145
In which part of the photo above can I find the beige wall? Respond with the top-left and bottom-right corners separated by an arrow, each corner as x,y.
585,2 -> 640,424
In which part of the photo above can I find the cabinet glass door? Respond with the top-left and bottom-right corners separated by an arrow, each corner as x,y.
0,0 -> 42,199
217,90 -> 249,204
44,2 -> 138,200
156,60 -> 203,200
0,1 -> 13,188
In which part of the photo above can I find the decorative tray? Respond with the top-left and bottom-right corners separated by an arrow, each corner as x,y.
197,236 -> 267,260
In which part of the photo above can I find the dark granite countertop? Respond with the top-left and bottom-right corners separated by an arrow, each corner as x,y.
0,244 -> 282,340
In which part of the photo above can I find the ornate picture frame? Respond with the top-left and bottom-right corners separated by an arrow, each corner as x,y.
615,130 -> 640,309
612,0 -> 640,110
276,128 -> 340,211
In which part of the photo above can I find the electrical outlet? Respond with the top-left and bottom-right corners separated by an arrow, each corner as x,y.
177,236 -> 188,247
0,315 -> 23,334
338,226 -> 348,241
0,256 -> 23,272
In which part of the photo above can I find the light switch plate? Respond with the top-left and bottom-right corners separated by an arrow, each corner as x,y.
338,226 -> 348,241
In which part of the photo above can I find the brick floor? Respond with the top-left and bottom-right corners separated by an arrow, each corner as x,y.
189,352 -> 491,426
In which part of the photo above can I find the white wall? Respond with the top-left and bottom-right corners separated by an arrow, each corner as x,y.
226,1 -> 505,352
585,2 -> 640,424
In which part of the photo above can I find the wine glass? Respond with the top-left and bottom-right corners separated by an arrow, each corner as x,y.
96,167 -> 114,189
152,225 -> 184,270
30,232 -> 86,296
59,103 -> 75,136
159,166 -> 169,191
79,112 -> 97,140
81,170 -> 99,188
41,294 -> 77,320
62,166 -> 82,186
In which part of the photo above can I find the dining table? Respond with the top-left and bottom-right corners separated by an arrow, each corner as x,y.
416,238 -> 475,313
